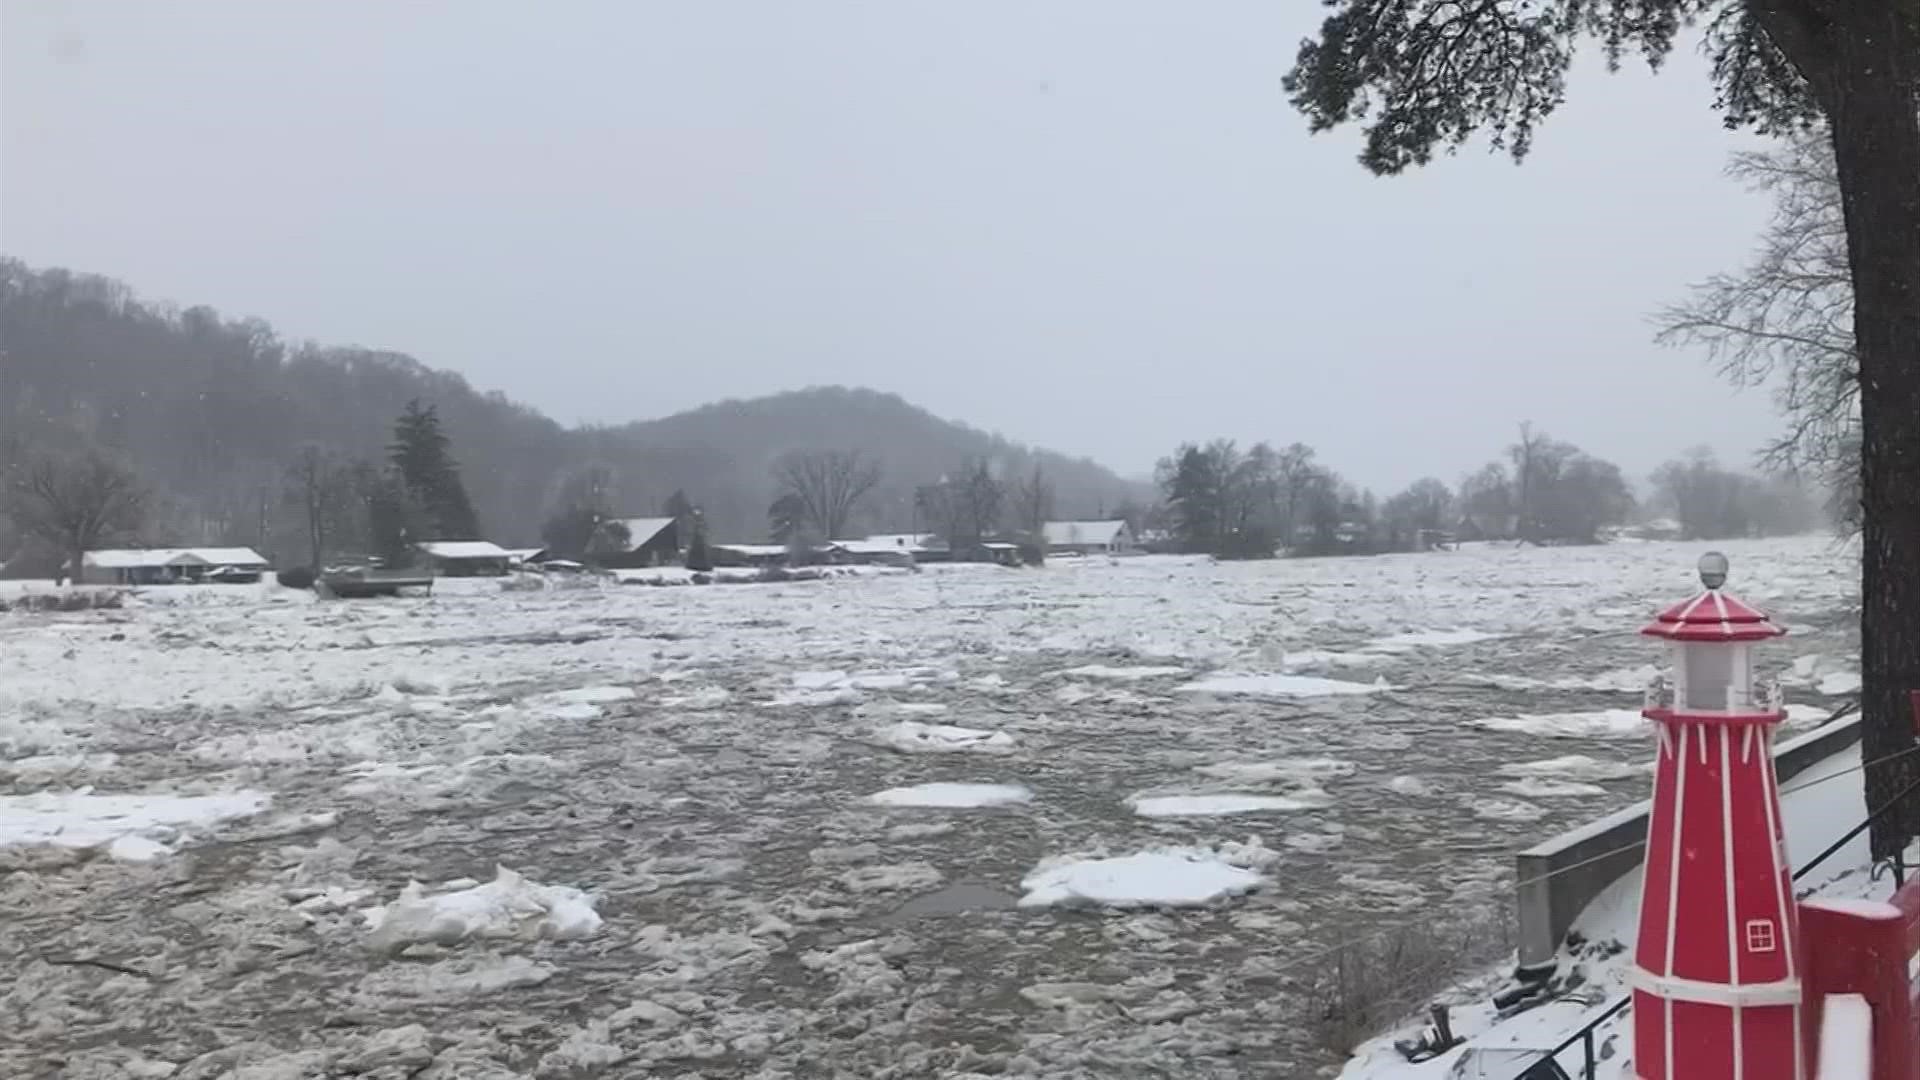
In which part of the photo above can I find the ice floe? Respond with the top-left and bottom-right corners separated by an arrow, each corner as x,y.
1496,755 -> 1642,782
865,782 -> 1032,808
0,789 -> 271,859
1465,709 -> 1646,739
1018,848 -> 1265,909
1193,757 -> 1357,784
362,867 -> 602,952
1056,664 -> 1188,681
866,720 -> 1015,755
1499,778 -> 1609,799
1128,792 -> 1329,817
1179,673 -> 1389,697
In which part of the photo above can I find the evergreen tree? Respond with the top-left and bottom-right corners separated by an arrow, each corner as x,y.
387,400 -> 479,539
684,509 -> 713,572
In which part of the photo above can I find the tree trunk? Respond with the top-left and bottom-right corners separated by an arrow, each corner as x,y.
1821,4 -> 1920,859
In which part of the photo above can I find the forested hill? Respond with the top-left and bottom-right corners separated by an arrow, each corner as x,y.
0,259 -> 1145,552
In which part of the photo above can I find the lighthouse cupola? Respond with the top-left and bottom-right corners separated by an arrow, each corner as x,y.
1641,551 -> 1787,720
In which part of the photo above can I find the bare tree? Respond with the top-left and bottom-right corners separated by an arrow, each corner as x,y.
7,452 -> 147,584
1656,131 -> 1858,527
285,445 -> 353,570
956,459 -> 1004,549
771,449 -> 881,542
1012,464 -> 1054,541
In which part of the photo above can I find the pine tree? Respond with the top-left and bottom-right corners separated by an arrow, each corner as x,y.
387,400 -> 479,540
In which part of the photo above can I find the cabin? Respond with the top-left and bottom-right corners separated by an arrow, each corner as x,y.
1042,520 -> 1137,556
414,540 -> 512,577
711,543 -> 793,568
77,547 -> 270,586
602,517 -> 681,568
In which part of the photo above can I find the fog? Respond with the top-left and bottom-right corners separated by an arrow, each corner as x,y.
2,1 -> 1778,490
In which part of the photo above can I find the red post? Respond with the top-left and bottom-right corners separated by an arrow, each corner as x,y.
1800,893 -> 1919,1078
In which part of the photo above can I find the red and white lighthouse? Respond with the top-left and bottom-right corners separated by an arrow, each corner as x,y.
1632,552 -> 1804,1080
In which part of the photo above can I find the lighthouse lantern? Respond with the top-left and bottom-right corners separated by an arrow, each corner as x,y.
1630,552 -> 1804,1080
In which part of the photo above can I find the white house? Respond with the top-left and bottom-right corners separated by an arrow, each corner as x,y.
78,547 -> 270,586
414,540 -> 513,577
1042,520 -> 1137,556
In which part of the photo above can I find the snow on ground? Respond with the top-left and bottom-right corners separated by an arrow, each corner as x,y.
0,535 -> 1862,1077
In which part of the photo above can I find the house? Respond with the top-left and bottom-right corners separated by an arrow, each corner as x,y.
1042,520 -> 1137,556
710,543 -> 792,568
414,540 -> 512,577
503,548 -> 548,568
603,517 -> 681,568
77,547 -> 270,586
835,534 -> 940,567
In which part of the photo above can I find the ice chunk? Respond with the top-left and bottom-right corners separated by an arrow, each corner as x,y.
547,685 -> 636,705
1128,791 -> 1330,817
865,782 -> 1032,808
1466,710 -> 1646,739
1019,849 -> 1264,909
1057,665 -> 1187,681
1364,628 -> 1500,652
1471,798 -> 1546,823
1385,775 -> 1431,796
1194,758 -> 1356,783
1496,755 -> 1640,782
0,789 -> 270,857
1179,673 -> 1389,697
1818,671 -> 1862,696
867,720 -> 1015,755
362,866 -> 602,952
1499,778 -> 1608,799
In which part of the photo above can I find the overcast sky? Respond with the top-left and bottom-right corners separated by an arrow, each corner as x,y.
2,1 -> 1782,492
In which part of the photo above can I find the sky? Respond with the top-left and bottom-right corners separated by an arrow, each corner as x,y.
2,1 -> 1784,492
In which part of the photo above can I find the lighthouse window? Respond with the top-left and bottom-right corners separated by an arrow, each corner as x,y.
1745,919 -> 1777,954
1684,645 -> 1736,710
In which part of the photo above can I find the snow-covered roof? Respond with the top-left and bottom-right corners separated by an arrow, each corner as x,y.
835,536 -> 935,555
1043,521 -> 1129,546
713,543 -> 789,558
415,541 -> 511,560
502,548 -> 545,562
615,518 -> 676,548
84,547 -> 269,569
859,533 -> 939,551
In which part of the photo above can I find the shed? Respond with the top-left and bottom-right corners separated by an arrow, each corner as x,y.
78,547 -> 270,586
414,540 -> 513,577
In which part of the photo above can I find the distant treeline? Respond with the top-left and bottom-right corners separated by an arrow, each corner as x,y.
1153,425 -> 1823,559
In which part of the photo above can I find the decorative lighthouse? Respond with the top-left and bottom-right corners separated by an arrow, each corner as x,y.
1631,552 -> 1804,1080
